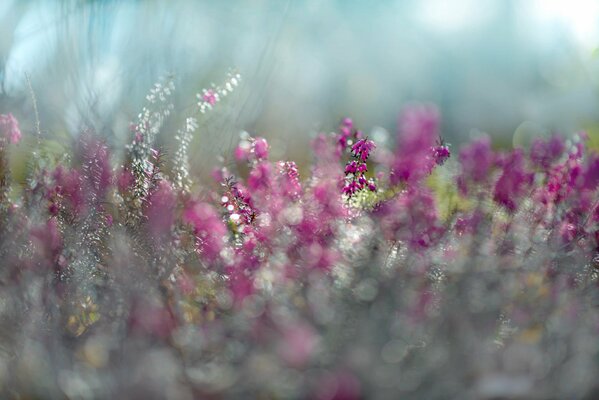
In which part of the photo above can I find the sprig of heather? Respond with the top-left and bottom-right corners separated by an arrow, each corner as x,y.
173,71 -> 241,193
172,116 -> 198,192
343,137 -> 377,198
126,76 -> 175,210
196,70 -> 241,113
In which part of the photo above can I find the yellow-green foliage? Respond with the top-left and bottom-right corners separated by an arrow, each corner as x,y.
426,168 -> 472,223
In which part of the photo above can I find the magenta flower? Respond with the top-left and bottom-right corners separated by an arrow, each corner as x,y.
390,104 -> 440,185
144,180 -> 176,238
530,135 -> 565,170
51,166 -> 85,216
457,135 -> 494,194
30,218 -> 63,268
277,161 -> 302,201
183,200 -> 226,262
432,144 -> 451,166
202,89 -> 217,106
77,134 -> 112,200
375,188 -> 442,249
253,137 -> 269,160
493,149 -> 533,212
351,138 -> 375,162
247,161 -> 272,191
0,113 -> 21,145
343,134 -> 377,198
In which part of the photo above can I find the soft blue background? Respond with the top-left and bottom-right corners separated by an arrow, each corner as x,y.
1,0 -> 598,169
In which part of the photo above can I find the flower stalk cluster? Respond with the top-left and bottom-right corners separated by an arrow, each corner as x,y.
0,96 -> 599,399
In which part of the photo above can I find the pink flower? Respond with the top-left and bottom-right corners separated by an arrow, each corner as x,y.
432,144 -> 450,165
390,104 -> 440,185
77,134 -> 112,199
493,149 -> 533,212
52,166 -> 85,215
277,161 -> 302,201
350,138 -> 375,162
183,201 -> 226,262
202,89 -> 217,106
458,135 -> 494,194
253,137 -> 269,160
0,113 -> 21,144
145,180 -> 176,238
278,322 -> 319,368
375,188 -> 442,249
247,161 -> 272,191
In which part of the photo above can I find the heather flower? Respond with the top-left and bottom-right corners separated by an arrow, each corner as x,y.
530,135 -> 565,170
493,149 -> 533,212
582,153 -> 599,191
432,142 -> 451,165
117,168 -> 135,193
183,200 -> 226,262
221,177 -> 256,226
197,71 -> 241,113
0,113 -> 21,144
335,117 -> 355,157
144,180 -> 176,238
457,135 -> 494,194
351,138 -> 375,162
343,135 -> 377,199
375,188 -> 442,249
30,218 -> 63,267
202,89 -> 217,106
5,85 -> 599,400
253,137 -> 269,160
390,104 -> 440,185
51,166 -> 85,216
247,161 -> 272,191
277,161 -> 302,201
77,134 -> 112,200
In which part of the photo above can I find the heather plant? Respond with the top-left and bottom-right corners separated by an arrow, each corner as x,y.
0,75 -> 599,400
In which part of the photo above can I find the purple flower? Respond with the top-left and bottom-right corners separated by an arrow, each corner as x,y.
431,144 -> 450,166
458,135 -> 494,191
183,200 -> 226,262
351,138 -> 375,162
493,149 -> 533,212
390,104 -> 440,185
145,180 -> 176,238
375,188 -> 442,249
530,135 -> 565,170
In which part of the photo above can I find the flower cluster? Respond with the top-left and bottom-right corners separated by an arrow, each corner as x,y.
197,71 -> 241,113
1,95 -> 599,399
343,138 -> 377,197
0,113 -> 21,145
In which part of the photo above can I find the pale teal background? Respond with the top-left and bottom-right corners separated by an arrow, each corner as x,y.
1,0 -> 598,171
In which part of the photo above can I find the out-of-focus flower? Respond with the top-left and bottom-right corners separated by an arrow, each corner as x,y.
390,104 -> 440,185
530,135 -> 565,170
493,149 -> 533,212
457,135 -> 494,194
183,200 -> 226,262
0,113 -> 21,144
144,180 -> 176,238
